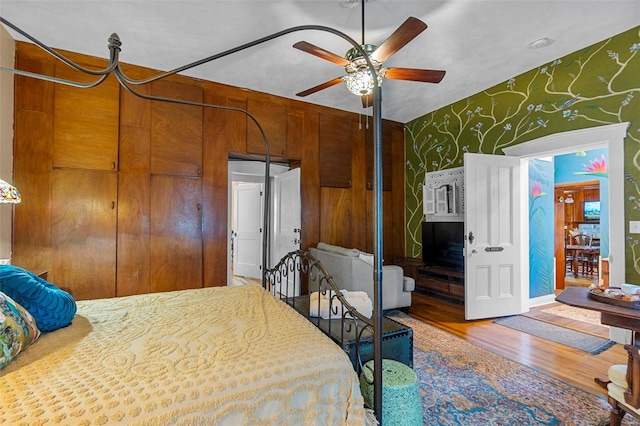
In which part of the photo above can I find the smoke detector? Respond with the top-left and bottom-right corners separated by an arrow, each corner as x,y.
529,38 -> 554,49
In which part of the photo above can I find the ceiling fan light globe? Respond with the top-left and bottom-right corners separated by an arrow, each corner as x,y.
345,70 -> 382,96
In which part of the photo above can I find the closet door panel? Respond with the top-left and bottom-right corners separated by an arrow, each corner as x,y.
319,113 -> 352,188
51,169 -> 117,300
15,44 -> 55,113
202,91 -> 229,287
151,80 -> 203,177
53,61 -> 119,170
12,110 -> 53,272
117,125 -> 151,297
150,175 -> 203,292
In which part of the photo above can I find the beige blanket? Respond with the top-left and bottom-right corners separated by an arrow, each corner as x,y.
1,284 -> 367,425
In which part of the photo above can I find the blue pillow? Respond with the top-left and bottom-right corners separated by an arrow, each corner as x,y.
0,265 -> 76,332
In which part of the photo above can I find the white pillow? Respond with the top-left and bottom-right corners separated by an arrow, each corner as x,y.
359,252 -> 374,266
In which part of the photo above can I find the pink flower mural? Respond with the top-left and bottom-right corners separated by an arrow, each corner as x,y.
576,154 -> 608,177
530,180 -> 545,199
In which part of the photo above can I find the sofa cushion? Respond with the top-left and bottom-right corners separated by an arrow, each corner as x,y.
608,364 -> 629,389
317,242 -> 360,258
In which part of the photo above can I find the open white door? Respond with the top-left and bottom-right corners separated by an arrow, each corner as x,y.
464,153 -> 526,320
233,182 -> 263,279
272,168 -> 301,297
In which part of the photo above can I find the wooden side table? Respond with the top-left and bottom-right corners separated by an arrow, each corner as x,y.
556,287 -> 640,407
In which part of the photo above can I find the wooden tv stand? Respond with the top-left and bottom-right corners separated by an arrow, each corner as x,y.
416,265 -> 465,303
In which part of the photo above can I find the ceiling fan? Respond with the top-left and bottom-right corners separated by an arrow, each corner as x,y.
293,2 -> 446,107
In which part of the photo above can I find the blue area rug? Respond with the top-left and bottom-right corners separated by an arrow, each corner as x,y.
494,315 -> 615,355
386,311 -> 637,426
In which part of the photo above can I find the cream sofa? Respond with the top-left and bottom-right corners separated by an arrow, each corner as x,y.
308,242 -> 415,310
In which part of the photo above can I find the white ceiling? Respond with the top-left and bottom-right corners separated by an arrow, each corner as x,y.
1,1 -> 638,123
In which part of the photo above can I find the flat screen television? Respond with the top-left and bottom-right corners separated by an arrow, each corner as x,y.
583,200 -> 600,221
422,221 -> 465,271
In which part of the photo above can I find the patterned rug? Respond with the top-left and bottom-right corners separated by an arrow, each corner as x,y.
386,311 -> 640,426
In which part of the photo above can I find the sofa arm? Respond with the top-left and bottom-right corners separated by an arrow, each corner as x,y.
403,276 -> 415,292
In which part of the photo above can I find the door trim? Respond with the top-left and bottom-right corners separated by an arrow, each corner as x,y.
504,122 -> 629,307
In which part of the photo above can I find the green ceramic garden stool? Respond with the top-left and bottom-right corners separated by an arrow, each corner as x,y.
359,359 -> 422,426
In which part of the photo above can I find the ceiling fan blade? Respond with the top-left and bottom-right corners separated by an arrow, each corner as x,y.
371,17 -> 428,63
293,41 -> 351,66
383,68 -> 446,83
296,77 -> 345,97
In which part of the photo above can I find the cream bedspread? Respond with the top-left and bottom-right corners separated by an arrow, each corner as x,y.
1,284 -> 367,425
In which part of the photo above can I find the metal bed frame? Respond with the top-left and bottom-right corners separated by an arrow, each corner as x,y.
0,15 -> 385,420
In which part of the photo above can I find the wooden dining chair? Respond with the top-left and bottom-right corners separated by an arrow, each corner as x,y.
573,234 -> 594,276
573,234 -> 591,275
564,233 -> 575,274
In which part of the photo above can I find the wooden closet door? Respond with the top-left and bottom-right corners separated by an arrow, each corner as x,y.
52,61 -> 119,171
150,80 -> 203,177
150,175 -> 203,292
51,169 -> 117,300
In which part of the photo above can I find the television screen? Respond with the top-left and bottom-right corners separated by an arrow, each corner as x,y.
422,221 -> 465,271
584,201 -> 600,221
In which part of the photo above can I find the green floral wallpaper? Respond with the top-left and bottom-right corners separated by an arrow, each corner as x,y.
405,25 -> 640,282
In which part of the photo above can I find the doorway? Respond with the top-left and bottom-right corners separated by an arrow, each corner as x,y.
504,122 -> 628,307
555,178 -> 603,290
227,160 -> 301,286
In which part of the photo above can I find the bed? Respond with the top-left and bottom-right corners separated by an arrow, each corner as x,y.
1,283 -> 368,425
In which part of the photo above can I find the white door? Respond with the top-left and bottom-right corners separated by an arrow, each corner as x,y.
464,153 -> 526,320
272,168 -> 301,297
233,182 -> 263,279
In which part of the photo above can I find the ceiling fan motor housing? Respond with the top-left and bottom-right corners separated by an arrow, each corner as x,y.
345,44 -> 382,76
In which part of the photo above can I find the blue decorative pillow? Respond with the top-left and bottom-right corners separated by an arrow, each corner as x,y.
0,291 -> 40,369
0,265 -> 76,332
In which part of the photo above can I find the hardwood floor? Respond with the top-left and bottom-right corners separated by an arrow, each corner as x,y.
406,290 -> 626,397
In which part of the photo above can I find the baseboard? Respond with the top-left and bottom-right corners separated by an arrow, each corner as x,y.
528,294 -> 556,308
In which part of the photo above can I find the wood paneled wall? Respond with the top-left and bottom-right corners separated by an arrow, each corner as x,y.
11,42 -> 406,299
